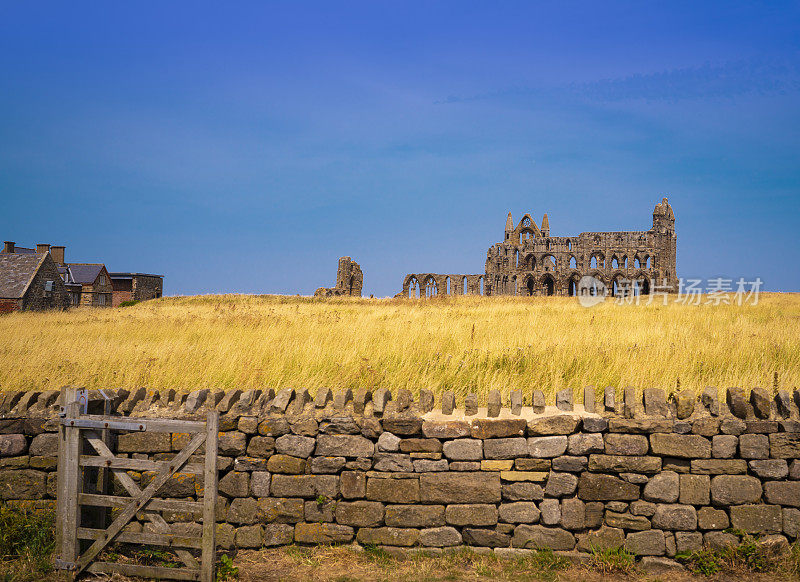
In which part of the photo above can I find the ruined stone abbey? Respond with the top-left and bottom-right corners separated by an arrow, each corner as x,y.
400,198 -> 677,298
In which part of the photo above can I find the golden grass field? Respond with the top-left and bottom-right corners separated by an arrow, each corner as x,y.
0,293 -> 798,399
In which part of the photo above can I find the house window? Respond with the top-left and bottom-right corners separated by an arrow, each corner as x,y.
99,274 -> 107,286
98,294 -> 107,306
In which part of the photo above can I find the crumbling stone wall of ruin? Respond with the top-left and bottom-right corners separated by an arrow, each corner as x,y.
400,198 -> 677,298
1,384 -> 798,566
315,256 -> 363,297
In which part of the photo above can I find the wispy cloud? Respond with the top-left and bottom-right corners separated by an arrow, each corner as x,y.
437,59 -> 800,105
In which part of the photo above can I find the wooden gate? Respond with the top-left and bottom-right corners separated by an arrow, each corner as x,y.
55,399 -> 219,581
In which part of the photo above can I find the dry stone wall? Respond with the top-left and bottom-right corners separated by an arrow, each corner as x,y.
1,386 -> 799,564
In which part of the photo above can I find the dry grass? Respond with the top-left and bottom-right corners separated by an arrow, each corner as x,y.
0,293 -> 798,399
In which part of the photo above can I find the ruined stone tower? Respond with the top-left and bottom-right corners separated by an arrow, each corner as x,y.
315,256 -> 363,297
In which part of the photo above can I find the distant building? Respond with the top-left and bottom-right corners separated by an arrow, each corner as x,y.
315,257 -> 363,297
110,273 -> 163,307
2,241 -> 163,308
0,251 -> 70,312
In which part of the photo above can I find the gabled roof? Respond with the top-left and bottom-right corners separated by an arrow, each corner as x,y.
66,263 -> 106,285
0,253 -> 48,299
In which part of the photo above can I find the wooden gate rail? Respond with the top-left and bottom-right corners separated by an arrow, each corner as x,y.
55,399 -> 218,582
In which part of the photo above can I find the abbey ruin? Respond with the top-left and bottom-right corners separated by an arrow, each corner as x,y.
315,256 -> 363,297
400,198 -> 677,298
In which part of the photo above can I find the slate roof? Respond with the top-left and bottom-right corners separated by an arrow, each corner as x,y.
0,253 -> 47,298
66,264 -> 105,285
109,272 -> 164,279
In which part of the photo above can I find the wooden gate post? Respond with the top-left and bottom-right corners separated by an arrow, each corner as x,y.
201,410 -> 219,582
56,400 -> 82,572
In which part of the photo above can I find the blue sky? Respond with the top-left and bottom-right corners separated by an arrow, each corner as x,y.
1,2 -> 798,296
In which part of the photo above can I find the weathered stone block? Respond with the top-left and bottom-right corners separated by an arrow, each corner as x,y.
679,474 -> 710,505
218,471 -> 250,498
527,436 -> 568,458
624,529 -> 666,556
730,504 -> 782,534
710,475 -> 762,505
471,419 -> 526,439
377,432 -> 401,452
576,526 -> 624,552
381,418 -> 422,436
0,470 -> 46,500
446,503 -> 498,526
697,507 -> 729,530
712,435 -> 737,458
258,497 -> 304,523
442,439 -> 482,461
608,418 -> 672,434
484,437 -> 528,459
539,498 -> 560,525
749,459 -> 789,479
631,500 -> 657,516
567,433 -> 603,456
366,477 -> 419,503
270,474 -> 338,499
335,500 -> 384,527
551,456 -> 587,472
769,433 -> 800,459
228,497 -> 259,525
117,432 -> 170,453
545,472 -> 578,497
315,435 -> 374,458
605,511 -> 651,531
385,504 -> 444,528
783,508 -> 800,538
373,453 -> 414,472
296,522 -> 354,543
266,454 -> 306,474
527,415 -> 580,435
422,420 -> 470,439
561,498 -> 585,530
578,474 -> 639,501
690,459 -> 747,474
420,472 -> 500,504
399,438 -> 442,453
512,525 -> 575,550
340,471 -> 366,499
764,482 -> 800,507
651,504 -> 697,531
246,436 -> 275,458
515,458 -> 551,471
650,434 -> 710,459
502,482 -> 544,501
414,459 -> 448,472
705,530 -> 739,549
275,434 -> 316,458
0,435 -> 27,457
311,456 -> 346,474
498,502 -> 540,524
356,527 -> 419,547
234,525 -> 262,548
258,417 -> 290,437
739,434 -> 769,459
249,471 -> 270,497
263,523 -> 294,547
604,434 -> 649,456
589,455 -> 661,474
463,528 -> 511,547
420,526 -> 462,547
